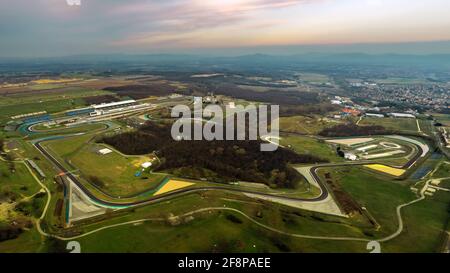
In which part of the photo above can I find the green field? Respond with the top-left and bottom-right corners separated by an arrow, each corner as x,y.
0,160 -> 41,198
0,87 -> 113,124
360,117 -> 419,133
373,78 -> 429,84
46,133 -> 166,197
318,166 -> 450,252
72,192 -> 368,253
0,87 -> 111,107
0,98 -> 86,124
280,135 -> 343,162
431,113 -> 450,127
28,84 -> 66,91
433,162 -> 450,179
279,115 -> 341,135
298,73 -> 331,84
418,119 -> 434,135
383,191 -> 450,252
70,144 -> 166,196
0,227 -> 44,253
75,212 -> 367,253
318,167 -> 415,236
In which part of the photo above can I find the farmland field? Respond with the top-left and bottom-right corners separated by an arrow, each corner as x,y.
279,115 -> 341,135
431,113 -> 450,127
0,160 -> 41,198
360,117 -> 419,133
373,78 -> 430,84
0,98 -> 86,123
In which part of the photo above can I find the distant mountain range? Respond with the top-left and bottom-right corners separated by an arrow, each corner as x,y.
2,53 -> 450,71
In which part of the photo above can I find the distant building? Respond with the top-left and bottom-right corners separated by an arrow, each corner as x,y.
89,100 -> 145,117
11,111 -> 47,120
141,162 -> 152,169
169,94 -> 183,99
344,152 -> 358,161
66,107 -> 94,117
193,97 -> 202,104
203,93 -> 218,104
26,159 -> 46,179
388,113 -> 416,119
98,148 -> 112,155
331,100 -> 342,105
4,121 -> 21,132
91,100 -> 136,111
342,108 -> 361,117
366,113 -> 385,118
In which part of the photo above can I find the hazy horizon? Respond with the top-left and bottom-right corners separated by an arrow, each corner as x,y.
3,40 -> 450,60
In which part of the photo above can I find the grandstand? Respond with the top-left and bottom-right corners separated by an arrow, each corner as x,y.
26,159 -> 46,179
92,100 -> 136,111
23,114 -> 52,124
66,107 -> 95,117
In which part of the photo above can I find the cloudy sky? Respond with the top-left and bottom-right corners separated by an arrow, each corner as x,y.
0,0 -> 449,57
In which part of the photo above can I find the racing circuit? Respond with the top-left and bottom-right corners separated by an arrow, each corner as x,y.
23,115 -> 430,223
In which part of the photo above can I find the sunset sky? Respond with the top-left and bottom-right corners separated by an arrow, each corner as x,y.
1,0 -> 449,57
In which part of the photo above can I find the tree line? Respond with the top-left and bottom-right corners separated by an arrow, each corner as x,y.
319,123 -> 389,137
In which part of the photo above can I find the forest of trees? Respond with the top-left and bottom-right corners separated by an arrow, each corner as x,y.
104,83 -> 189,99
213,84 -> 320,106
279,103 -> 340,117
319,123 -> 389,137
83,95 -> 120,105
0,225 -> 23,243
101,122 -> 328,188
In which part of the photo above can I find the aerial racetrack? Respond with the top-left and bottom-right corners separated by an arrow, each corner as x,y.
28,119 -> 428,209
18,116 -> 446,251
5,102 -> 448,253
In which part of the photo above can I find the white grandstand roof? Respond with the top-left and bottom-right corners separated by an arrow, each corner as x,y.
92,100 -> 136,109
389,113 -> 416,118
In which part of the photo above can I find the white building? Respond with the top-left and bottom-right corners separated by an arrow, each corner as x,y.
193,97 -> 202,104
389,113 -> 416,119
141,162 -> 153,169
92,100 -> 136,111
98,148 -> 112,155
366,113 -> 385,118
344,152 -> 358,161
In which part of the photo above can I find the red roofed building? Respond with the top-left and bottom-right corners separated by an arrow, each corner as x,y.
342,108 -> 361,117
